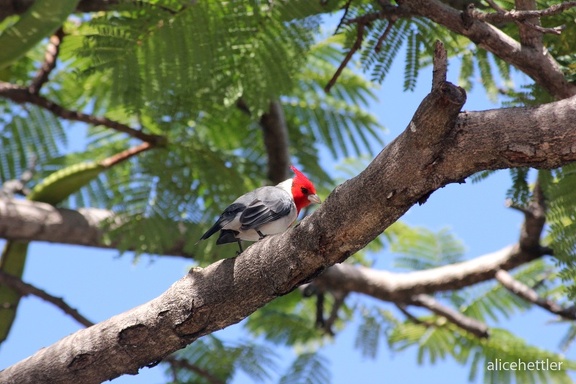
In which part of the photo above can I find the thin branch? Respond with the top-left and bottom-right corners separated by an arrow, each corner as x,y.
0,82 -> 165,145
408,294 -> 490,338
374,19 -> 396,52
334,0 -> 354,34
0,271 -> 94,327
100,141 -> 153,168
325,22 -> 365,93
496,270 -> 576,320
29,28 -> 65,94
396,303 -> 434,326
163,356 -> 225,384
485,0 -> 507,13
470,1 -> 576,23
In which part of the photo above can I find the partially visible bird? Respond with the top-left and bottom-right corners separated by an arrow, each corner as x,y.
199,166 -> 321,253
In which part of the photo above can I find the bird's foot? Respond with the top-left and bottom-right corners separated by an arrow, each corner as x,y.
257,230 -> 266,240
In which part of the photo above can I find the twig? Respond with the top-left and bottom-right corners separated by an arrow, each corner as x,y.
0,271 -> 94,327
396,303 -> 434,327
374,19 -> 396,52
0,82 -> 165,145
325,23 -> 365,93
334,0 -> 354,34
468,1 -> 576,30
100,142 -> 153,168
485,0 -> 507,13
29,28 -> 65,94
408,294 -> 490,338
163,356 -> 225,384
496,270 -> 576,320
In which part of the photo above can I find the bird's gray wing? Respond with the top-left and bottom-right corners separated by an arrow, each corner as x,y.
239,187 -> 293,230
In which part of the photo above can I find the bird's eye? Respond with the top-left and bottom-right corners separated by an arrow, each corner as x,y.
301,187 -> 309,195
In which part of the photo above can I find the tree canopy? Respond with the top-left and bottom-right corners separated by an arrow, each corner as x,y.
1,0 -> 576,383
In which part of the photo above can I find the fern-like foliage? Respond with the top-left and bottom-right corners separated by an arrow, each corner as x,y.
391,226 -> 465,271
167,335 -> 279,383
70,1 -> 325,118
0,103 -> 66,184
284,36 -> 384,158
545,165 -> 576,298
389,322 -> 576,384
245,291 -> 325,346
279,352 -> 331,384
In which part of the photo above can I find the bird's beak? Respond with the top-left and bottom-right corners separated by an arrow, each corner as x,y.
308,194 -> 321,204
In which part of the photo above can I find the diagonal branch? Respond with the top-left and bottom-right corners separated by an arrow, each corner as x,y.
0,271 -> 94,327
0,82 -> 165,145
495,270 -> 576,320
163,356 -> 225,384
325,22 -> 365,93
407,294 -> 489,338
4,63 -> 576,382
29,28 -> 65,94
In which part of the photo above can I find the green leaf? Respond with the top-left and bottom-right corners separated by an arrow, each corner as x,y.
0,0 -> 80,68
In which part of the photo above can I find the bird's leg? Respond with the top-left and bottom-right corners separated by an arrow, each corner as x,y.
256,230 -> 266,240
236,240 -> 244,255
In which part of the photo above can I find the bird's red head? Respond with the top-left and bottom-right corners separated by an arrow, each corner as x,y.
290,165 -> 321,213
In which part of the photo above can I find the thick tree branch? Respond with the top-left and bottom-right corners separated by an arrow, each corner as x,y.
407,294 -> 489,338
496,270 -> 576,320
0,82 -> 164,145
0,271 -> 94,327
0,199 -> 199,259
3,72 -> 576,382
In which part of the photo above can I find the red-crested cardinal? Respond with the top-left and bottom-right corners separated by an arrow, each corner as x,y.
199,166 -> 321,253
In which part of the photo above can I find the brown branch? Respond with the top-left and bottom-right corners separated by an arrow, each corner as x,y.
374,19 -> 396,52
163,356 -> 225,384
0,198 -> 207,259
325,23 -> 365,93
334,0 -> 354,34
29,28 -> 65,94
469,1 -> 576,24
496,270 -> 576,320
408,294 -> 489,338
100,141 -> 153,168
432,40 -> 448,90
0,82 -> 165,145
260,100 -> 291,184
398,0 -> 576,99
0,271 -> 94,327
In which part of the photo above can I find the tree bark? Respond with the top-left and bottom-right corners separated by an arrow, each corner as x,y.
2,76 -> 576,382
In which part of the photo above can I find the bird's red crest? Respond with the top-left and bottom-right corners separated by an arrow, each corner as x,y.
290,165 -> 318,213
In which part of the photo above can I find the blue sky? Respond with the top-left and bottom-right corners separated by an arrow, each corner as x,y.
1,41 -> 575,384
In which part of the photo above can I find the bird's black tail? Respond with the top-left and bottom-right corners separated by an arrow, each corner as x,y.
198,221 -> 223,242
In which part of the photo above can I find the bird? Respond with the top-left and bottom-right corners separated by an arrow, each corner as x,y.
198,166 -> 321,253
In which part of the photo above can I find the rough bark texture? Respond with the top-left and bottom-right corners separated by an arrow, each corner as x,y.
2,79 -> 576,383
